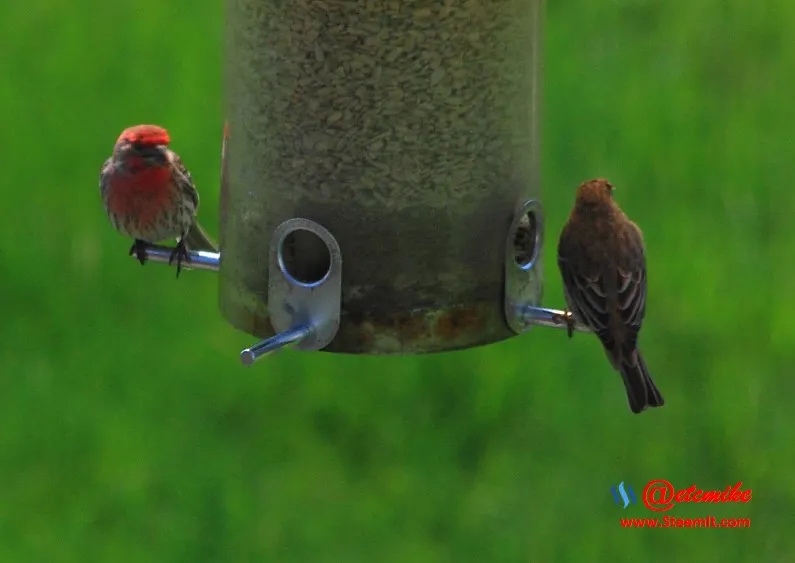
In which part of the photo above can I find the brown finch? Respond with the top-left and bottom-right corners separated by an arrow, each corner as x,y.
99,124 -> 217,277
557,178 -> 664,414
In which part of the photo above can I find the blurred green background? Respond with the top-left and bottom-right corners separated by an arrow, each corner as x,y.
1,0 -> 792,561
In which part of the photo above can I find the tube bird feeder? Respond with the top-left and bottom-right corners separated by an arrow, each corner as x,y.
217,0 -> 562,356
132,0 -> 593,362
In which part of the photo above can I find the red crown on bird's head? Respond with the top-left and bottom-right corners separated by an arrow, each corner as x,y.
117,124 -> 171,146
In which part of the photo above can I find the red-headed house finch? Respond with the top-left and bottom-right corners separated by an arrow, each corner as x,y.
100,124 -> 217,277
557,178 -> 664,414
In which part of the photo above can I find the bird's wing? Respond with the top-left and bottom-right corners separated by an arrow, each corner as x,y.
616,256 -> 646,350
558,251 -> 646,350
99,157 -> 113,197
558,258 -> 610,333
168,150 -> 200,210
617,220 -> 648,335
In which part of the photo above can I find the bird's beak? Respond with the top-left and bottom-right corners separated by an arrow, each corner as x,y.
136,143 -> 169,164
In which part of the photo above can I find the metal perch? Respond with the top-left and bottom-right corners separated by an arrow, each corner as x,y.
133,245 -> 220,272
240,324 -> 314,366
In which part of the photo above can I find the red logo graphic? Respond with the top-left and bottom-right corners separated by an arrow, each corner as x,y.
641,480 -> 752,512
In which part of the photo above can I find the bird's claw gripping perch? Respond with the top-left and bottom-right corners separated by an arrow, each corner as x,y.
559,309 -> 577,338
168,239 -> 191,278
129,239 -> 149,266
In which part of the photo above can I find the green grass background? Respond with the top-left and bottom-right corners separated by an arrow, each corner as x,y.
1,0 -> 793,561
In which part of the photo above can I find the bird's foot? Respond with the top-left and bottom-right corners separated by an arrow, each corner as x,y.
562,309 -> 576,339
129,240 -> 149,266
168,238 -> 191,279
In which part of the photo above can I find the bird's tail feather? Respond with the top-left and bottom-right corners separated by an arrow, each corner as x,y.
182,221 -> 218,253
619,350 -> 664,414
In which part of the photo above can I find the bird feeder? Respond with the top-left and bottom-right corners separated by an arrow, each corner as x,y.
135,0 -> 591,364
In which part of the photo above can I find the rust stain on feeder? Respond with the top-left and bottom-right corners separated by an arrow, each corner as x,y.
327,301 -> 507,354
224,297 -> 508,355
434,306 -> 487,341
